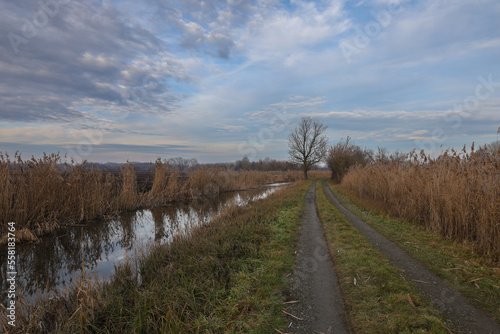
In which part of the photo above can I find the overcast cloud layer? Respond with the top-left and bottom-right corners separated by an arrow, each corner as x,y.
1,0 -> 499,162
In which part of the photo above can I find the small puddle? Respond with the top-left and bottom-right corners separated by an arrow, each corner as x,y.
0,184 -> 287,303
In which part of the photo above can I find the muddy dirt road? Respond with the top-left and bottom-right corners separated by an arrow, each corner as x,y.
285,182 -> 351,334
322,181 -> 500,334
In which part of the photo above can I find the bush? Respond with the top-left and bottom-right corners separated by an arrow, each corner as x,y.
326,137 -> 373,183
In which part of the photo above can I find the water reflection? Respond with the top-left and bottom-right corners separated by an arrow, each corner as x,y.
0,185 -> 284,303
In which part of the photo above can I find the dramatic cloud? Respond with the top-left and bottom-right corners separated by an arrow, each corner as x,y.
1,0 -> 499,162
0,0 -> 187,124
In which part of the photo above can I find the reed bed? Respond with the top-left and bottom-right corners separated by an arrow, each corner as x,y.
0,152 -> 118,239
0,153 -> 303,240
341,145 -> 500,262
1,181 -> 308,333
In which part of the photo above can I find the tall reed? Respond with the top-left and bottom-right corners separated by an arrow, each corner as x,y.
341,145 -> 500,262
1,153 -> 303,240
1,181 -> 307,333
0,153 -> 116,237
118,163 -> 138,210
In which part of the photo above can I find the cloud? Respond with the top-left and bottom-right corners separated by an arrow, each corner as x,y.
411,130 -> 429,136
0,141 -> 198,162
62,143 -> 196,155
270,96 -> 327,109
242,0 -> 351,64
365,0 -> 500,67
310,109 -> 447,120
370,0 -> 410,5
1,0 -> 499,162
246,96 -> 326,122
212,124 -> 248,132
0,0 -> 188,124
141,0 -> 258,59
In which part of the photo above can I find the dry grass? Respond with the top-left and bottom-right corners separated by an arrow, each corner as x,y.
1,152 -> 304,239
341,145 -> 500,262
0,273 -> 105,333
307,170 -> 330,180
118,163 -> 138,210
1,181 -> 308,333
0,152 -> 118,236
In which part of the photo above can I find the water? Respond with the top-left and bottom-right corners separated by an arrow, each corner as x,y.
0,184 -> 287,303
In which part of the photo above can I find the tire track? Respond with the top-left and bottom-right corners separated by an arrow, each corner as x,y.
285,181 -> 351,334
322,180 -> 500,334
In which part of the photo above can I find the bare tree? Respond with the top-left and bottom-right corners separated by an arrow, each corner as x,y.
166,157 -> 198,170
390,150 -> 407,163
288,117 -> 328,179
487,141 -> 500,155
375,146 -> 389,163
485,126 -> 500,155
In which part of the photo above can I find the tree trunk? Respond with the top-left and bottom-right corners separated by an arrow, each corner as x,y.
303,168 -> 308,180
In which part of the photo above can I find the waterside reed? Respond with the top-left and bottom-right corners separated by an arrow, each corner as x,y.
0,181 -> 307,333
0,153 -> 303,241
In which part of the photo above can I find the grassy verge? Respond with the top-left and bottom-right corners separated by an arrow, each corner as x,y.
316,181 -> 451,333
327,181 -> 500,323
3,181 -> 310,333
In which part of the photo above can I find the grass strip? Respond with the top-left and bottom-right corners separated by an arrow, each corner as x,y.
4,181 -> 310,333
327,181 -> 500,323
316,181 -> 451,333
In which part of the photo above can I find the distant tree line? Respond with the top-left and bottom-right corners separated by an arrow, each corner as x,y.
73,156 -> 298,172
231,156 -> 297,171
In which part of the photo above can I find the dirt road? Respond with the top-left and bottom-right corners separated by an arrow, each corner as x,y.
285,182 -> 351,334
322,180 -> 500,334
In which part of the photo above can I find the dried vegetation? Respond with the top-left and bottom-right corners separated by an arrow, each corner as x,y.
341,145 -> 500,262
0,153 -> 306,241
0,181 -> 308,333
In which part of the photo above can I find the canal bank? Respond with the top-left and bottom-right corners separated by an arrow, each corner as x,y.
1,181 -> 307,332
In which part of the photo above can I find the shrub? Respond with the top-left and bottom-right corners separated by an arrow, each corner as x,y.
326,137 -> 373,183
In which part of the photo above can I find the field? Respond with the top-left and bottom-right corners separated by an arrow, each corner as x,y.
340,146 -> 500,262
0,153 -> 319,241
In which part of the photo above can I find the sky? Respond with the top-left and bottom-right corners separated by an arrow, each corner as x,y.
0,0 -> 499,163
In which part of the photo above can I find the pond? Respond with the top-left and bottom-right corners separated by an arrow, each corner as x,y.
0,184 -> 288,303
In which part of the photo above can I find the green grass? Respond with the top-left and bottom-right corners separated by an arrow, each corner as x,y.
316,181 -> 451,334
4,181 -> 310,333
327,181 -> 500,323
90,181 -> 310,333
